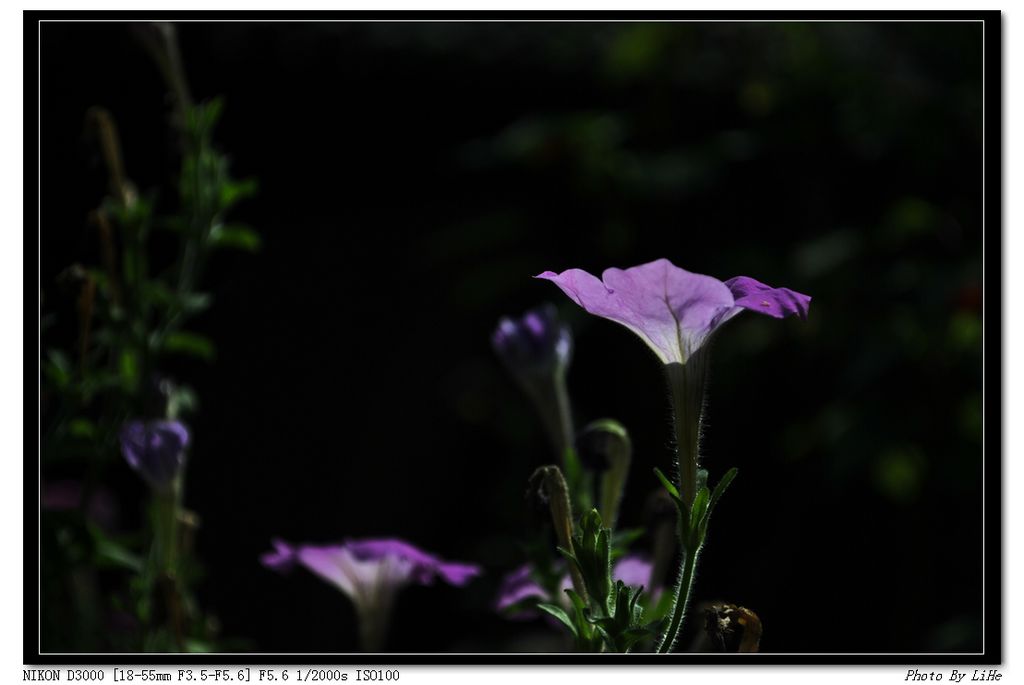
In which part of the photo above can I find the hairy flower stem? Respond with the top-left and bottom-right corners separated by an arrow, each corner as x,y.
658,352 -> 709,652
532,466 -> 588,604
665,355 -> 708,509
657,542 -> 703,653
531,373 -> 575,468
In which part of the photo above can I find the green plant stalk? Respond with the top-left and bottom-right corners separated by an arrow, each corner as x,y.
149,479 -> 186,650
535,466 -> 588,605
658,353 -> 709,651
595,424 -> 631,531
664,358 -> 706,511
152,489 -> 179,574
531,371 -> 575,467
355,590 -> 395,652
657,540 -> 702,653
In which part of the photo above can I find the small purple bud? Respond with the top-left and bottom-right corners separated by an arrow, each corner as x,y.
492,303 -> 572,382
119,419 -> 190,493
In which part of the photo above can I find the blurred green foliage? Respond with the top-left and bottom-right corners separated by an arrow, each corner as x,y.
40,27 -> 258,651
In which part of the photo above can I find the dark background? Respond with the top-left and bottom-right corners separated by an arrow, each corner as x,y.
40,20 -> 985,653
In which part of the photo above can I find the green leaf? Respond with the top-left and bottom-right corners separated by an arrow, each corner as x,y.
184,639 -> 216,653
537,603 -> 578,637
708,467 -> 739,515
182,292 -> 214,313
697,467 -> 739,541
163,331 -> 215,361
209,223 -> 262,252
68,418 -> 97,440
92,534 -> 144,573
691,486 -> 710,520
219,178 -> 258,210
44,349 -> 72,388
200,97 -> 224,130
564,588 -> 588,614
555,545 -> 579,567
119,349 -> 139,391
652,467 -> 681,503
690,486 -> 711,544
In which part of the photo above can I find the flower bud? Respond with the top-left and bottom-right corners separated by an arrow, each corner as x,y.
492,303 -> 572,384
119,419 -> 189,493
577,419 -> 631,529
494,304 -> 576,463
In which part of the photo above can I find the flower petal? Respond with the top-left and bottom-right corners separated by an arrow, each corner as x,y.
494,564 -> 547,612
297,545 -> 365,598
260,538 -> 299,573
612,554 -> 654,589
725,276 -> 812,320
435,560 -> 483,586
344,538 -> 481,587
537,259 -> 735,364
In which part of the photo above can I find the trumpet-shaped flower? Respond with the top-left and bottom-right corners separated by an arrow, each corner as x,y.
536,259 -> 810,365
119,420 -> 190,493
262,537 -> 481,650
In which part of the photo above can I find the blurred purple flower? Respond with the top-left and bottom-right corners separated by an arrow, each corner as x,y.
262,537 -> 481,650
537,259 -> 810,364
496,555 -> 656,619
260,538 -> 298,573
494,564 -> 571,617
119,420 -> 190,493
612,555 -> 656,589
492,303 -> 572,381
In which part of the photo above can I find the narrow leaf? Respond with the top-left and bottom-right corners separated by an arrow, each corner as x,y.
537,603 -> 578,637
708,467 -> 739,515
210,223 -> 262,252
652,467 -> 681,503
163,331 -> 216,361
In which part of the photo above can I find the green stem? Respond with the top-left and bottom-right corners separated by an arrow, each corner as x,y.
665,361 -> 705,510
153,489 -> 179,574
658,353 -> 710,652
657,541 -> 702,653
532,372 -> 574,464
356,600 -> 392,652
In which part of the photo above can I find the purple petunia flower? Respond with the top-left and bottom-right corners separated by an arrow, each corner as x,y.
536,258 -> 810,365
262,537 -> 481,650
119,420 -> 190,493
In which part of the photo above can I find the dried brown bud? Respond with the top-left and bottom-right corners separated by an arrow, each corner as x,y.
704,603 -> 763,653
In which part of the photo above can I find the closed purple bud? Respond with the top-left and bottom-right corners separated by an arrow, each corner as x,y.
119,419 -> 190,493
492,303 -> 572,381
